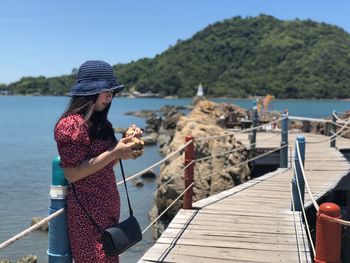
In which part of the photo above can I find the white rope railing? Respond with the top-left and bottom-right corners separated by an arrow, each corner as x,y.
292,127 -> 350,212
195,131 -> 280,163
0,140 -> 194,250
141,182 -> 194,234
0,208 -> 64,250
133,159 -> 195,211
135,138 -> 289,233
200,145 -> 287,181
195,145 -> 247,163
289,116 -> 331,123
320,213 -> 350,227
291,134 -> 350,239
332,111 -> 350,123
308,125 -> 350,145
306,118 -> 350,144
137,137 -> 288,211
196,117 -> 283,142
116,139 -> 193,186
330,120 -> 350,129
292,148 -> 316,255
295,142 -> 319,211
290,185 -> 304,263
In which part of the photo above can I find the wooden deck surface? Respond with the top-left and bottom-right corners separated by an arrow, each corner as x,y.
138,132 -> 350,262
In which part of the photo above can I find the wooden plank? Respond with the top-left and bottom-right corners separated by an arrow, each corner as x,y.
173,213 -> 298,224
156,237 -> 308,252
198,208 -> 296,218
140,243 -> 310,263
160,232 -> 305,245
189,211 -> 300,222
170,217 -> 305,230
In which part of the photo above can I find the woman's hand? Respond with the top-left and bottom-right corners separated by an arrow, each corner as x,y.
63,136 -> 140,183
114,136 -> 138,160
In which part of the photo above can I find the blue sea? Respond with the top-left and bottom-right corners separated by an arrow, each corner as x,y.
0,96 -> 348,262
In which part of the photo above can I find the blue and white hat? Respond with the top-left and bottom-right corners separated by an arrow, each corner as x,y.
69,60 -> 124,96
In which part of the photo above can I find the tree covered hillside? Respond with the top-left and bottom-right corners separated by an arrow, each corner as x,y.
4,15 -> 350,98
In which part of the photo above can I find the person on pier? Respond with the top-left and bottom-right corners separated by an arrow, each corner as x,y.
54,60 -> 142,262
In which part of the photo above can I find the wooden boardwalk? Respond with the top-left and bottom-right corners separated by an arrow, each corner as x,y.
139,132 -> 350,262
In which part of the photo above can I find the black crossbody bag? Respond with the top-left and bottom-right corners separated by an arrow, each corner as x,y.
71,160 -> 142,256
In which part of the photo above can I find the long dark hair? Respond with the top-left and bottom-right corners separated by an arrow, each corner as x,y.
56,95 -> 116,141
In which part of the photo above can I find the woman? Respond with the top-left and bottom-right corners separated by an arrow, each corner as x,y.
54,60 -> 142,262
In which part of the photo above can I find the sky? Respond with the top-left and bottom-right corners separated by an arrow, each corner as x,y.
1,0 -> 349,84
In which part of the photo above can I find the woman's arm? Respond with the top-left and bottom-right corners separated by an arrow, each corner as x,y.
64,136 -> 136,183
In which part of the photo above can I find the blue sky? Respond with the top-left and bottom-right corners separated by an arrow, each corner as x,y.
1,0 -> 349,84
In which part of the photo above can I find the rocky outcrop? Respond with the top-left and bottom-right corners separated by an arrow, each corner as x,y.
31,217 -> 48,231
16,256 -> 37,263
0,255 -> 38,263
150,100 -> 251,239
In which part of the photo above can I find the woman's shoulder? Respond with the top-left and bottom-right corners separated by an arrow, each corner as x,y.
55,114 -> 89,143
56,114 -> 87,129
57,114 -> 85,127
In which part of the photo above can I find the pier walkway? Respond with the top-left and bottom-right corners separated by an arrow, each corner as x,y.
139,132 -> 350,262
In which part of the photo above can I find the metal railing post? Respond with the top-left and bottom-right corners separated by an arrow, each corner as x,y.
249,105 -> 258,150
314,202 -> 341,263
48,156 -> 72,262
183,135 -> 194,209
280,110 -> 289,168
291,136 -> 305,211
330,110 -> 336,148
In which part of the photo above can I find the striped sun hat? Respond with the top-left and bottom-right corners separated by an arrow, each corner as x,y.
69,60 -> 124,96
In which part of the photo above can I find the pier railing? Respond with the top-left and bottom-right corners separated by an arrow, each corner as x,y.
289,115 -> 350,262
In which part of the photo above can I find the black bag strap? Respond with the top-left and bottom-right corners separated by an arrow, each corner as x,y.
71,159 -> 133,234
71,183 -> 104,235
119,159 -> 133,216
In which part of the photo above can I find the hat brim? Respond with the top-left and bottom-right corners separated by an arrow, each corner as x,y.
69,80 -> 124,96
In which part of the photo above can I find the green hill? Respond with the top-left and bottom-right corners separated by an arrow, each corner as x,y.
4,15 -> 350,98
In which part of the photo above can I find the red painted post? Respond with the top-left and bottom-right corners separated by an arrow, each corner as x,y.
183,135 -> 194,209
314,202 -> 342,263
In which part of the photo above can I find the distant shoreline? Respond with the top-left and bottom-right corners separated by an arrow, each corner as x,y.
1,93 -> 350,101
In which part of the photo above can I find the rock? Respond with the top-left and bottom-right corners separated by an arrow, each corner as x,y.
133,178 -> 144,187
141,170 -> 156,179
157,133 -> 172,155
289,119 -> 302,131
31,217 -> 48,231
124,110 -> 156,118
145,116 -> 162,133
114,127 -> 127,134
142,133 -> 158,145
17,255 -> 38,263
0,259 -> 11,263
162,111 -> 183,130
148,204 -> 162,239
150,100 -> 251,238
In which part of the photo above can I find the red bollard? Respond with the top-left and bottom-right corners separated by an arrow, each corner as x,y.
183,135 -> 194,209
314,202 -> 342,263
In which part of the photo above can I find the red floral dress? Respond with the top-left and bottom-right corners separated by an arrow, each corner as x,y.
54,114 -> 120,263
